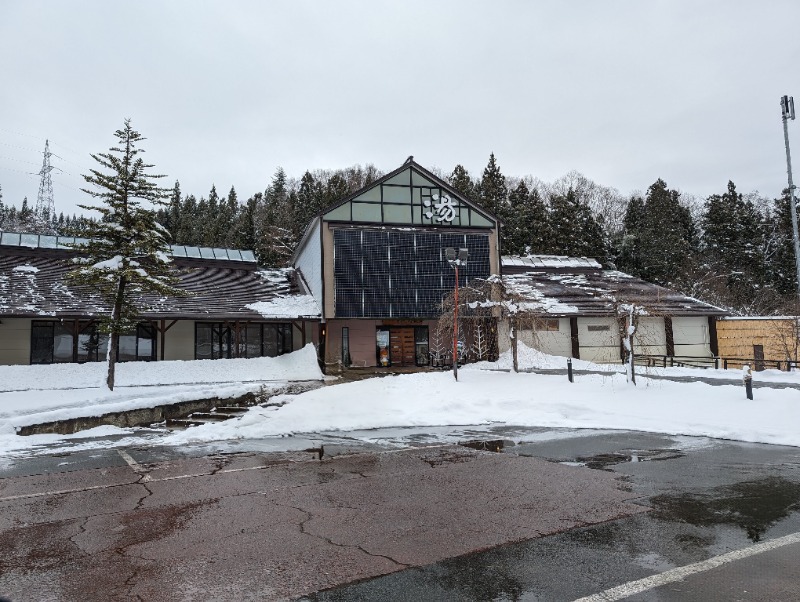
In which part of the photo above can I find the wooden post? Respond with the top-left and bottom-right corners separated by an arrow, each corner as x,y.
570,317 -> 580,359
665,316 -> 675,357
157,319 -> 178,361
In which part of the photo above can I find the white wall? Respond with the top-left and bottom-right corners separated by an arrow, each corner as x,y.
633,317 -> 667,356
163,320 -> 195,361
672,316 -> 711,357
517,318 -> 572,357
294,218 -> 323,307
0,318 -> 31,365
577,317 -> 621,363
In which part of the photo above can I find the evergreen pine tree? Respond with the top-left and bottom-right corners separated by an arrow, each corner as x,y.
617,195 -> 646,274
477,153 -> 508,218
702,181 -> 765,307
67,119 -> 183,390
548,188 -> 607,261
626,179 -> 696,286
503,181 -> 551,256
292,171 -> 326,239
206,184 -> 220,245
177,194 -> 198,244
449,165 -> 477,201
217,186 -> 238,247
770,188 -> 800,295
163,180 -> 182,241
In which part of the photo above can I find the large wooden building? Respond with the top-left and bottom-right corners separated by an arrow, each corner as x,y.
292,158 -> 500,370
0,231 -> 320,365
500,255 -> 727,363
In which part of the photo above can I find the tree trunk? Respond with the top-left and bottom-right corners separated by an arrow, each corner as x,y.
106,276 -> 127,391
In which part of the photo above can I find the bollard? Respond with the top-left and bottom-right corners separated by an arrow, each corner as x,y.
743,364 -> 753,400
567,358 -> 574,383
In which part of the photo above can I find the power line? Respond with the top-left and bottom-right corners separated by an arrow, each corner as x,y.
0,155 -> 41,166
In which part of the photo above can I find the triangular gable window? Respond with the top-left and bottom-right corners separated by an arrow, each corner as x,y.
324,167 -> 495,228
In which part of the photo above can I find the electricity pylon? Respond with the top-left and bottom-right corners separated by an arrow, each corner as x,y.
35,139 -> 55,219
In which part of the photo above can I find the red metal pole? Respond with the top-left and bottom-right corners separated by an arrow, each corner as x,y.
453,264 -> 459,381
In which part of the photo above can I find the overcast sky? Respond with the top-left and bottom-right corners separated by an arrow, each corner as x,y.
2,1 -> 799,217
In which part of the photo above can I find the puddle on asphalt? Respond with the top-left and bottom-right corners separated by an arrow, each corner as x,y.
650,476 -> 800,542
568,449 -> 685,470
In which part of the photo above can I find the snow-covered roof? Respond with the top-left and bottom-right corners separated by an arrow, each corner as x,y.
0,247 -> 320,321
503,269 -> 727,317
502,254 -> 602,271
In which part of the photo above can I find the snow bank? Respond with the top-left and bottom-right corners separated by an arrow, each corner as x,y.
0,344 -> 323,392
165,370 -> 800,448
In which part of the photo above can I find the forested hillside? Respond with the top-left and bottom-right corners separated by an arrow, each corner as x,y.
1,155 -> 797,315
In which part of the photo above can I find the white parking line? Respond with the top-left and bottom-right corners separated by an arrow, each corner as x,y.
574,531 -> 800,601
118,450 -> 151,481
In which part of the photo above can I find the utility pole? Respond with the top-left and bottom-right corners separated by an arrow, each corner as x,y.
781,96 -> 800,298
445,247 -> 469,381
35,139 -> 55,220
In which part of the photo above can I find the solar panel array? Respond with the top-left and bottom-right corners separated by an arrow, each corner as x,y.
0,232 -> 255,263
333,228 -> 490,318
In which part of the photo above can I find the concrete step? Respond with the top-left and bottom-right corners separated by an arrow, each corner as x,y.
189,412 -> 238,421
166,418 -> 207,428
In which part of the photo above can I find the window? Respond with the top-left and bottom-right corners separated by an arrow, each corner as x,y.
31,321 -> 55,364
118,323 -> 155,362
30,320 -> 142,364
195,322 -> 293,360
376,329 -> 390,366
415,326 -> 429,366
587,325 -> 610,332
195,323 -> 231,359
341,327 -> 351,367
77,323 -> 108,363
539,319 -> 560,332
244,324 -> 262,358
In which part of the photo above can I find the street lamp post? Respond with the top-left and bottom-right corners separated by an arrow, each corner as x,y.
445,247 -> 469,381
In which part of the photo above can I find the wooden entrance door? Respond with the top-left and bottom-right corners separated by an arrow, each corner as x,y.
389,327 -> 416,367
753,344 -> 765,371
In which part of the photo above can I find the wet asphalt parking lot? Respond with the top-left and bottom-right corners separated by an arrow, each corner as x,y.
2,426 -> 800,601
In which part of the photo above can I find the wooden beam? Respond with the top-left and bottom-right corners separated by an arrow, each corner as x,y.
569,317 -> 580,359
157,319 -> 178,361
708,316 -> 719,356
664,317 -> 675,357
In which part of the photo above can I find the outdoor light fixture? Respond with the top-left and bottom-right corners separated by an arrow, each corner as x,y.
445,247 -> 469,380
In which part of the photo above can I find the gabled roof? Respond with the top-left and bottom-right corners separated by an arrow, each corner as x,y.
503,262 -> 727,317
320,157 -> 498,228
0,248 -> 320,321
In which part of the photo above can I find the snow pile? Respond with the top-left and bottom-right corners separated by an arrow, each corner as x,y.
1,342 -> 799,455
164,369 -> 800,448
12,265 -> 39,273
246,296 -> 320,318
0,344 -> 323,392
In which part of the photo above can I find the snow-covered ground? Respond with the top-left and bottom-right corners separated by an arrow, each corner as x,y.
1,344 -> 799,457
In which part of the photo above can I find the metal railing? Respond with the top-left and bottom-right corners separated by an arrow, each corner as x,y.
634,354 -> 799,372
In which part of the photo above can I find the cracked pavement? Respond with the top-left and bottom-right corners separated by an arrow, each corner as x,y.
0,446 -> 645,601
